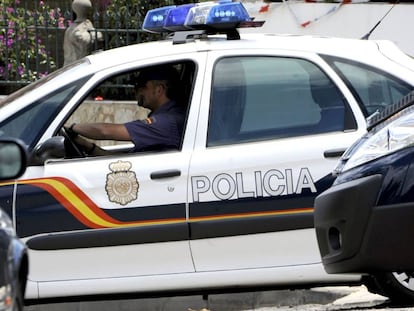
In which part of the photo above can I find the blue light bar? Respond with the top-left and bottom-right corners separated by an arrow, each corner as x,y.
164,4 -> 196,31
142,5 -> 176,33
142,1 -> 261,35
205,2 -> 251,29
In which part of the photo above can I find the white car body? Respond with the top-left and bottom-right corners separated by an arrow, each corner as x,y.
0,32 -> 413,301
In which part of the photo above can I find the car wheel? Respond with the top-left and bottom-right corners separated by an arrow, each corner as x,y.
365,272 -> 414,305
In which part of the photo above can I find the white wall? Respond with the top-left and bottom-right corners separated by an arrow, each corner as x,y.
241,1 -> 414,56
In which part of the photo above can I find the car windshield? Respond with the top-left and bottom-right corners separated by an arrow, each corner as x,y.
0,60 -> 92,150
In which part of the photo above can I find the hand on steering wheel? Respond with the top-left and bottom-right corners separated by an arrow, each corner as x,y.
59,127 -> 85,157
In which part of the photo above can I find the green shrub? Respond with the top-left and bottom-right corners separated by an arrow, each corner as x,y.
0,0 -> 63,82
100,0 -> 176,48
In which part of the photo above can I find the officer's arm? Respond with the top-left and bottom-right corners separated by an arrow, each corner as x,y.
69,123 -> 131,141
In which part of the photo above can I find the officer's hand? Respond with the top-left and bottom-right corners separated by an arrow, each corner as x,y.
65,123 -> 78,139
73,136 -> 97,155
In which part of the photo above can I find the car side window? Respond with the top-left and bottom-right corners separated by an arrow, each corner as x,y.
66,61 -> 195,153
67,71 -> 149,151
207,56 -> 355,147
321,55 -> 413,117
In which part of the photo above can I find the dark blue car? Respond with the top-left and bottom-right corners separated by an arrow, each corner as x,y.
315,91 -> 414,303
0,139 -> 28,311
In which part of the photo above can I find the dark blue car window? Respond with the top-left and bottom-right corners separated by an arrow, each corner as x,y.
208,56 -> 354,147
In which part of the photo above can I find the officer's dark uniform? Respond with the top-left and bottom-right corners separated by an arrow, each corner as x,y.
124,100 -> 185,152
124,65 -> 185,152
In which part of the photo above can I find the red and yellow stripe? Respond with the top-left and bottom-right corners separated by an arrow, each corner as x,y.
0,177 -> 314,229
6,177 -> 185,229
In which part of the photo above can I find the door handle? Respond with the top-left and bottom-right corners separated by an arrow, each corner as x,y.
150,169 -> 181,179
323,148 -> 346,158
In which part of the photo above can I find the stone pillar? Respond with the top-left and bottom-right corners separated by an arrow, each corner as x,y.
63,0 -> 103,66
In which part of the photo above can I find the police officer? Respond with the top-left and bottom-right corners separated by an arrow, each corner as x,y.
67,65 -> 185,155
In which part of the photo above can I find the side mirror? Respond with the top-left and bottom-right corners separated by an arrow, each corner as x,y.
0,139 -> 27,180
30,136 -> 65,165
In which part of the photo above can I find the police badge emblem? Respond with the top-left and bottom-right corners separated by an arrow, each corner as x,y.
106,160 -> 139,205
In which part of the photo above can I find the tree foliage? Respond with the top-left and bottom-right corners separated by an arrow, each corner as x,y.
0,0 -> 195,89
0,0 -> 65,82
98,0 -> 176,48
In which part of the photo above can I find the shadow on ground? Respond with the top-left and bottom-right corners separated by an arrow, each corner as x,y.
24,287 -> 350,311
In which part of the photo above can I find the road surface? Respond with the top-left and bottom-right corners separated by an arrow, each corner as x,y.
24,285 -> 414,311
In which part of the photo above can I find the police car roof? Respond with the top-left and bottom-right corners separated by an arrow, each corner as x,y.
85,32 -> 412,72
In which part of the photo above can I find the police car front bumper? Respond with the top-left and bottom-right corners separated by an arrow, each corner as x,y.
314,173 -> 414,274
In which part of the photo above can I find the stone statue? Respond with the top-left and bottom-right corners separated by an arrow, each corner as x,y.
63,0 -> 103,66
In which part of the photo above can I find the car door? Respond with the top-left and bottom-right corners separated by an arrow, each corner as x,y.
13,57 -> 205,299
188,50 -> 366,274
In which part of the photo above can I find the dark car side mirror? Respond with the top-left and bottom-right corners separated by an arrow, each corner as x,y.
30,136 -> 65,165
0,139 -> 27,180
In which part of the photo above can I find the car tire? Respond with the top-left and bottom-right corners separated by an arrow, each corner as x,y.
365,272 -> 414,305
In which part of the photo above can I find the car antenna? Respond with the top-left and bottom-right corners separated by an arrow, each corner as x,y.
361,2 -> 397,40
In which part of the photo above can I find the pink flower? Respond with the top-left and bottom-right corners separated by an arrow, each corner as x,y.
6,39 -> 14,48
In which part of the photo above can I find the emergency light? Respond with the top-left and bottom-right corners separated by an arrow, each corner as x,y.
142,1 -> 262,34
186,1 -> 250,29
164,4 -> 196,31
142,5 -> 177,33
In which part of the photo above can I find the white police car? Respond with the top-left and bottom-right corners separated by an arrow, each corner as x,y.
1,1 -> 414,304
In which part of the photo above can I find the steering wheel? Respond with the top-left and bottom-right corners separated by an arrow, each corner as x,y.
59,127 -> 85,157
